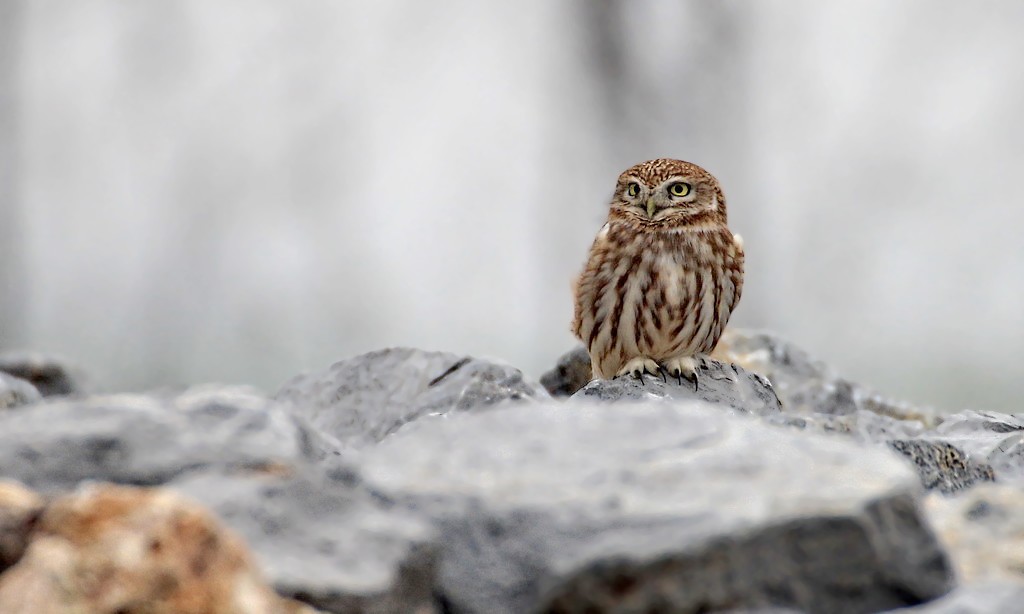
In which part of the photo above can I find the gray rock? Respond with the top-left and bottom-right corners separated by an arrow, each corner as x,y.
540,346 -> 591,398
0,372 -> 41,410
716,330 -> 943,426
714,332 -> 1013,494
571,357 -> 782,417
874,409 -> 1024,494
887,582 -> 1024,613
171,468 -> 439,614
541,331 -> 941,425
766,408 -> 927,441
767,410 -> 997,494
887,439 -> 996,495
721,609 -> 807,614
358,401 -> 954,614
0,351 -> 84,397
274,348 -> 550,449
0,386 -> 322,493
921,483 -> 1024,587
720,605 -> 806,609
929,410 -> 1024,478
549,333 -> 1001,495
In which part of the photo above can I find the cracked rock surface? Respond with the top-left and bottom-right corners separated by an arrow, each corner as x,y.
274,348 -> 550,449
359,401 -> 953,614
0,386 -> 323,493
572,357 -> 781,416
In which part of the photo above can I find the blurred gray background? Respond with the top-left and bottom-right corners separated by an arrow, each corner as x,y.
1,1 -> 1021,411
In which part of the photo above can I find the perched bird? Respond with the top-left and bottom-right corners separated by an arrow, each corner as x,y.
572,159 -> 744,386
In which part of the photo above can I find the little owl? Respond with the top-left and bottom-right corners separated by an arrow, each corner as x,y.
572,158 -> 744,386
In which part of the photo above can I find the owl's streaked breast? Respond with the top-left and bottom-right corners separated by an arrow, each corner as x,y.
573,223 -> 742,379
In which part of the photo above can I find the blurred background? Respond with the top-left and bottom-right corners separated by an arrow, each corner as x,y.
0,1 -> 1021,411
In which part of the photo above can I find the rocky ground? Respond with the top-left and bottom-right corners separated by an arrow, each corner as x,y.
0,329 -> 1021,613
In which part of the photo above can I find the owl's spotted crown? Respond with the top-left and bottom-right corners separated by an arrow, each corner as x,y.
616,158 -> 716,187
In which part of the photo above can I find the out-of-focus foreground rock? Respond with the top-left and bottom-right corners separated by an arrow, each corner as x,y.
0,482 -> 317,614
0,333 -> 1020,612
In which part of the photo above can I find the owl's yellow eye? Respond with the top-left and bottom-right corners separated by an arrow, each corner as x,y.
668,182 -> 691,197
626,183 -> 641,198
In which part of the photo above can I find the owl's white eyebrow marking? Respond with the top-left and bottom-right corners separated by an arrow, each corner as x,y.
657,176 -> 688,187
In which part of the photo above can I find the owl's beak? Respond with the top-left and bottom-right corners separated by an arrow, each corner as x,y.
646,199 -> 657,218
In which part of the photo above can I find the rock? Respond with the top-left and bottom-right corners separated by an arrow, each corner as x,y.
923,483 -> 1024,586
0,483 -> 302,614
886,439 -> 996,495
274,348 -> 549,449
765,408 -> 926,441
0,386 -> 323,493
768,410 -> 997,495
0,480 -> 44,573
714,330 -> 942,426
0,351 -> 84,397
883,483 -> 1024,611
571,357 -> 782,416
545,334 -> 1006,495
539,330 -> 937,423
170,468 -> 439,613
540,345 -> 592,397
868,409 -> 1024,494
928,410 -> 1024,477
887,582 -> 1024,613
0,372 -> 41,410
358,401 -> 954,614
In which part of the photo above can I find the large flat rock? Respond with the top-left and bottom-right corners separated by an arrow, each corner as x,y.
171,469 -> 439,613
274,348 -> 550,449
358,401 -> 954,614
0,386 -> 323,492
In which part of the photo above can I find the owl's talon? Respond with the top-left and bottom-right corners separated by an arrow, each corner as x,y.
616,357 -> 661,383
662,356 -> 699,391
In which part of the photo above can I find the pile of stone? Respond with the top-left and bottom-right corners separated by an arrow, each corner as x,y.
0,331 -> 1020,613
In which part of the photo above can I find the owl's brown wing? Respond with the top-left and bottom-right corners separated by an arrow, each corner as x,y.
727,233 -> 745,317
571,223 -> 612,340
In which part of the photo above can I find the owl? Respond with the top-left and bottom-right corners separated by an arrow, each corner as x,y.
572,159 -> 744,386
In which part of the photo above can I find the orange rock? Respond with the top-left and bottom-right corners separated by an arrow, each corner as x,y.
0,483 -> 307,614
0,480 -> 44,571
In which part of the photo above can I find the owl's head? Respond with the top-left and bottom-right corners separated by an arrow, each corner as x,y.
607,159 -> 728,229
